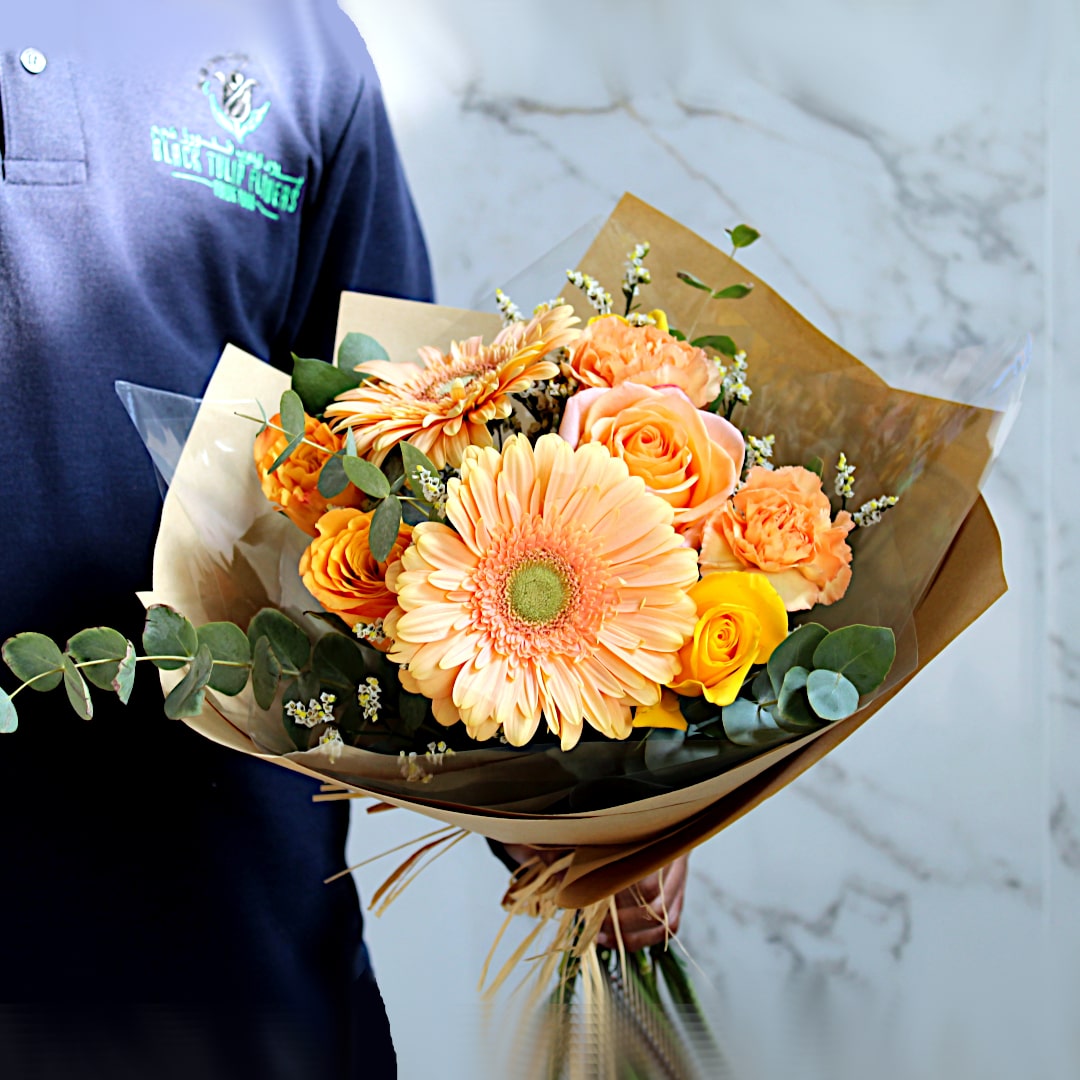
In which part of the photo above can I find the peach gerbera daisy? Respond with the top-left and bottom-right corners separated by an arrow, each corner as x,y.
324,306 -> 580,470
383,434 -> 699,750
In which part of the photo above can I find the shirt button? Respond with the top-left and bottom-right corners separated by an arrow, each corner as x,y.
19,48 -> 47,75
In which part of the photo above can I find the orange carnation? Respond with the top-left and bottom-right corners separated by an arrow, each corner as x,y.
559,383 -> 744,545
254,413 -> 366,536
299,508 -> 413,637
700,466 -> 854,611
565,315 -> 721,408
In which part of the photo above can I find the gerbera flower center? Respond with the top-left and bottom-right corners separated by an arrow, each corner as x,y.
507,559 -> 570,624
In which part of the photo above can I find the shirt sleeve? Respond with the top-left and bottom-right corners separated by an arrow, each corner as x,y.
270,18 -> 434,368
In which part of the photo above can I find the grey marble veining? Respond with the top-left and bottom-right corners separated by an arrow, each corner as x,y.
339,2 -> 1064,1076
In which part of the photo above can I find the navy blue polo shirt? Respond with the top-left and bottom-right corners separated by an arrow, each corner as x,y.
0,3 -> 432,1076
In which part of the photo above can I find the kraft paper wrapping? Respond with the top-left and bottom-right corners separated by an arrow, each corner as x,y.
140,195 -> 1007,908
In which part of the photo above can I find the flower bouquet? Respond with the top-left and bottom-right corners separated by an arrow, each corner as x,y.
0,195 -> 1017,1076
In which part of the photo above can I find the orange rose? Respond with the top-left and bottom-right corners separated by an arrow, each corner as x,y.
565,315 -> 721,408
700,466 -> 854,611
254,412 -> 366,536
559,383 -> 745,545
299,508 -> 413,638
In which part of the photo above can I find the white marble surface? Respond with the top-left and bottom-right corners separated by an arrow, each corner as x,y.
339,1 -> 1070,1076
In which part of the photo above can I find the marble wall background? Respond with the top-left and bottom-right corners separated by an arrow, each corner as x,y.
337,2 -> 1075,1077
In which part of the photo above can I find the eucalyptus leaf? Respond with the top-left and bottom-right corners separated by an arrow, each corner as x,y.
142,606 -> 198,671
668,328 -> 687,341
369,495 -> 403,563
0,687 -> 17,733
345,427 -> 357,458
711,283 -> 753,300
751,669 -> 774,703
2,632 -> 64,691
292,356 -> 362,416
806,669 -> 860,721
313,633 -> 367,691
342,455 -> 391,499
721,697 -> 787,748
767,623 -> 828,696
396,690 -> 431,736
338,332 -> 390,372
317,453 -> 350,499
279,388 -> 306,439
727,224 -> 760,249
267,431 -> 304,474
690,334 -> 738,356
812,625 -> 896,695
62,655 -> 93,721
399,442 -> 438,493
197,622 -> 251,696
113,642 -> 137,705
805,455 -> 824,478
251,636 -> 281,710
676,270 -> 712,292
246,609 -> 310,671
67,627 -> 131,690
163,644 -> 214,720
776,666 -> 821,732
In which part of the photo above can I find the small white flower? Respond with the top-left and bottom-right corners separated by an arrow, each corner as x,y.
495,288 -> 524,325
398,750 -> 433,783
357,676 -> 382,724
745,433 -> 776,473
621,241 -> 652,307
285,692 -> 337,729
318,725 -> 345,764
353,619 -> 387,646
566,269 -> 612,315
425,740 -> 455,767
414,465 -> 448,517
834,452 -> 856,500
853,494 -> 900,528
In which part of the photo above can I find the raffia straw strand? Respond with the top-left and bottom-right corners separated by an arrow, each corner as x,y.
321,824 -> 458,884
373,828 -> 469,916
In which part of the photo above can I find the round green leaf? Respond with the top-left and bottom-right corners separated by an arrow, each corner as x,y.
279,388 -> 306,439
2,632 -> 64,691
67,627 -> 131,691
197,622 -> 251,696
767,623 -> 828,696
342,455 -> 391,499
317,453 -> 350,499
113,642 -> 137,705
0,687 -> 18,733
721,697 -> 787,748
689,334 -> 738,356
291,356 -> 362,416
676,270 -> 712,292
164,644 -> 214,720
399,441 -> 439,495
313,633 -> 368,691
246,609 -> 311,671
806,669 -> 860,721
251,636 -> 281,710
727,224 -> 761,249
369,495 -> 403,563
62,655 -> 93,721
338,332 -> 390,372
266,430 -> 304,474
143,606 -> 198,671
776,666 -> 822,732
811,625 -> 896,695
711,283 -> 753,300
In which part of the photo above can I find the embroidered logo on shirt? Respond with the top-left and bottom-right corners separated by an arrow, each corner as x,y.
148,55 -> 304,222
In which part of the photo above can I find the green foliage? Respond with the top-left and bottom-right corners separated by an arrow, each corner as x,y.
767,622 -> 828,696
676,270 -> 711,292
398,442 -> 438,495
806,669 -> 860,721
690,334 -> 738,357
163,644 -> 214,719
66,627 -> 131,691
247,609 -> 310,671
312,633 -> 368,691
279,389 -> 306,438
196,622 -> 251,696
726,224 -> 760,249
0,686 -> 16,733
396,690 -> 432,737
251,636 -> 281,710
142,606 -> 197,671
805,455 -> 825,478
721,697 -> 786,748
711,283 -> 753,300
2,633 -> 64,691
342,454 -> 391,499
317,452 -> 350,499
114,642 -> 137,705
812,625 -> 895,695
62,655 -> 93,721
292,355 -> 362,416
369,495 -> 403,562
776,666 -> 820,731
338,332 -> 390,372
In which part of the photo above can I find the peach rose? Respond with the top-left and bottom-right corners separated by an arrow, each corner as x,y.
299,508 -> 413,637
254,413 -> 366,536
700,466 -> 854,611
565,314 -> 721,408
559,383 -> 745,545
670,572 -> 789,706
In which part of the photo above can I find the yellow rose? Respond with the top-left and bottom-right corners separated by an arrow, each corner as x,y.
670,572 -> 788,706
253,412 -> 366,536
299,508 -> 413,642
